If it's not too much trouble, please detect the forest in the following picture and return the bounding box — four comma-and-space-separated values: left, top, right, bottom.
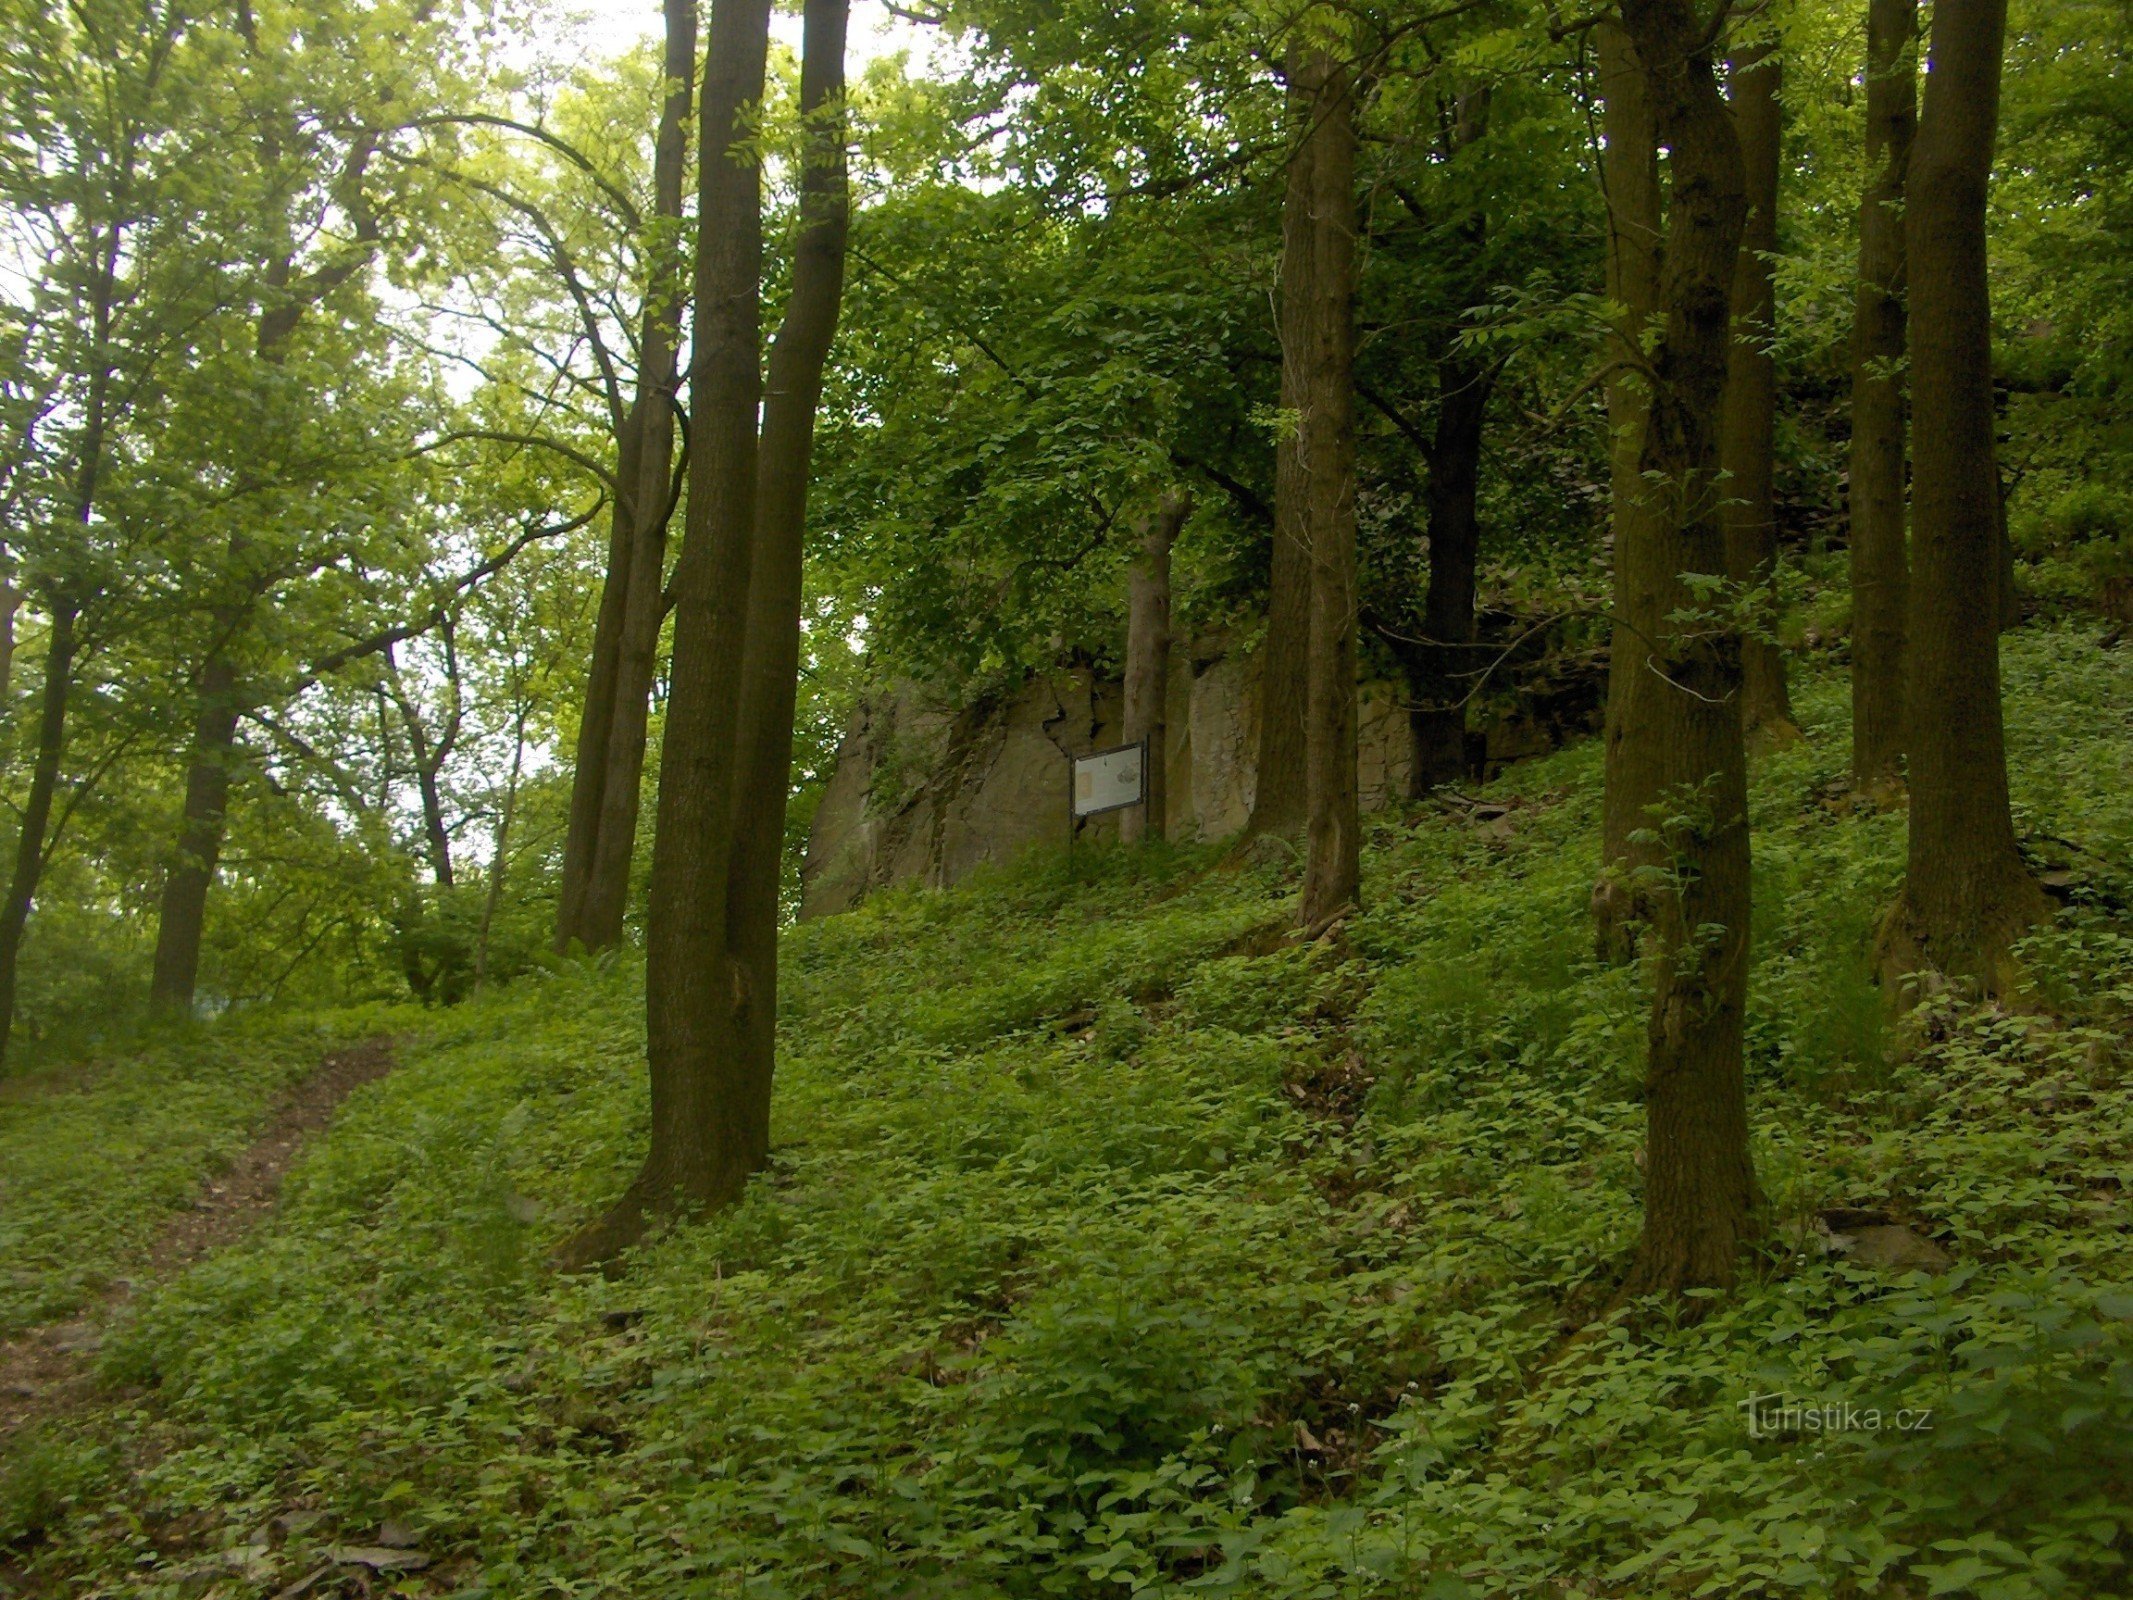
1, 0, 2131, 1593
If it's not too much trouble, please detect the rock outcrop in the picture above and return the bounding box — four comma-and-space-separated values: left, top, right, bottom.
799, 633, 1602, 918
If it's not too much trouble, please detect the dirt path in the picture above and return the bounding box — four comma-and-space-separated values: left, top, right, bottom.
0, 1038, 397, 1446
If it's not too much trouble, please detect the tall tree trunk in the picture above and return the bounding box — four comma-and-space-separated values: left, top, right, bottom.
559, 0, 774, 1267
1298, 54, 1360, 929
1409, 354, 1494, 792
1849, 0, 1916, 793
721, 0, 850, 1204
1120, 489, 1189, 843
0, 599, 78, 1066
1406, 89, 1493, 797
148, 649, 241, 1016
1613, 0, 1756, 1301
1720, 38, 1795, 740
2, 248, 113, 1066
148, 63, 387, 1014
1246, 79, 1316, 841
554, 488, 638, 945
556, 0, 696, 953
1594, 18, 1669, 953
1883, 0, 2044, 996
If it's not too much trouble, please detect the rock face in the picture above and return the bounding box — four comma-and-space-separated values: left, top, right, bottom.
799, 634, 1603, 918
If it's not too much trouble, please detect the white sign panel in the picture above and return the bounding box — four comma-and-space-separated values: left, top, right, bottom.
1073, 742, 1146, 818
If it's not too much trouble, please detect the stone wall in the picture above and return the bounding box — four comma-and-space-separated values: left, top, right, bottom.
798, 633, 1602, 918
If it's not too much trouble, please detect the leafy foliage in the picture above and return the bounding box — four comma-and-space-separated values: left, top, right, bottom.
8, 634, 2130, 1598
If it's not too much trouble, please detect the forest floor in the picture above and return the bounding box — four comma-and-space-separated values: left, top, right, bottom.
0, 1038, 397, 1448
4, 623, 2133, 1600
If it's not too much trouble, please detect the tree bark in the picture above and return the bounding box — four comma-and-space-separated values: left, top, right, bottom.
558, 0, 774, 1267
554, 487, 638, 945
1884, 0, 2044, 996
2, 239, 113, 1066
1408, 354, 1494, 792
1246, 78, 1315, 841
148, 649, 242, 1016
556, 0, 696, 953
720, 0, 851, 1210
1594, 18, 1669, 953
1849, 0, 1916, 793
1720, 38, 1795, 740
1403, 89, 1493, 797
386, 629, 463, 890
398, 703, 456, 888
1613, 0, 1757, 1302
0, 599, 78, 1066
1298, 53, 1360, 929
1120, 489, 1189, 843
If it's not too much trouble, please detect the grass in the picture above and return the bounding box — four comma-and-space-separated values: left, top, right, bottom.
0, 1006, 411, 1340
6, 622, 2133, 1598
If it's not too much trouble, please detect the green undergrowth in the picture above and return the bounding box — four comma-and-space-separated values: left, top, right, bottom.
13, 624, 2133, 1598
0, 1005, 414, 1340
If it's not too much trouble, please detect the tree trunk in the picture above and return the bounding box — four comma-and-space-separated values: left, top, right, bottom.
148, 648, 242, 1016
146, 71, 387, 1013
388, 633, 462, 890
558, 0, 775, 1267
556, 0, 696, 954
1405, 89, 1493, 797
1849, 0, 1916, 793
2, 251, 112, 1066
404, 715, 455, 888
1409, 355, 1494, 793
554, 489, 638, 945
1884, 0, 2044, 996
1298, 54, 1360, 929
1594, 17, 1669, 953
0, 563, 16, 707
1613, 0, 1757, 1302
1120, 489, 1188, 843
721, 0, 851, 1205
0, 600, 78, 1066
1720, 38, 1795, 740
1246, 79, 1316, 842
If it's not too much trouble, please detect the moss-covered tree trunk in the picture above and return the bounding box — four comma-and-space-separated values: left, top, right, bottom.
1883, 0, 2046, 996
1849, 0, 1916, 794
1594, 17, 1668, 954
1614, 0, 1757, 1300
1720, 36, 1795, 741
1120, 489, 1189, 844
1298, 53, 1360, 929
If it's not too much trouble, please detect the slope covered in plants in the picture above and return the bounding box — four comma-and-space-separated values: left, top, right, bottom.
5, 623, 2129, 1598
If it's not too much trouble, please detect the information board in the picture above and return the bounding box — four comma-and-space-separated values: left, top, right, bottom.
1072, 741, 1146, 818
